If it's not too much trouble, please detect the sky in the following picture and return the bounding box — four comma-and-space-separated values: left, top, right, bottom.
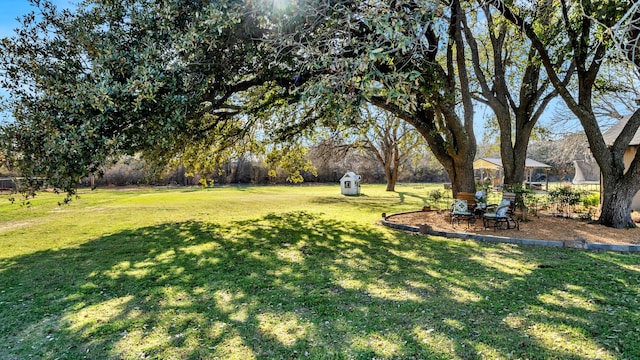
0, 1, 35, 35
0, 0, 75, 35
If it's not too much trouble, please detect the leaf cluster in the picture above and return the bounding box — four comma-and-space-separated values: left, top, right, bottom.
0, 0, 302, 198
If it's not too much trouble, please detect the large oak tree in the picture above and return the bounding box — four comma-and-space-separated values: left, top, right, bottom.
1, 0, 485, 199
274, 0, 479, 195
490, 0, 640, 228
462, 1, 568, 187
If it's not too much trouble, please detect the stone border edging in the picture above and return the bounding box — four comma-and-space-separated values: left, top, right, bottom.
380, 210, 640, 253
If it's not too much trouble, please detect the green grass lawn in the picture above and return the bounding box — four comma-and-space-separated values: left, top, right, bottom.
0, 183, 638, 359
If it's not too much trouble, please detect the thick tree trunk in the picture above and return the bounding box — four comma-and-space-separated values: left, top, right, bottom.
499, 144, 515, 186
501, 140, 528, 187
385, 165, 398, 191
595, 111, 640, 228
450, 169, 476, 196
385, 182, 395, 192
502, 114, 536, 187
444, 157, 476, 196
502, 162, 526, 186
599, 173, 638, 228
593, 111, 640, 228
385, 143, 401, 191
599, 190, 636, 228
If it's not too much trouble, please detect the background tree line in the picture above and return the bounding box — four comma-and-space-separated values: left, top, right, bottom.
73, 139, 449, 187
2, 131, 585, 188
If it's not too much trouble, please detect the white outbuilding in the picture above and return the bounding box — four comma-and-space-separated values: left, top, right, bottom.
340, 172, 361, 195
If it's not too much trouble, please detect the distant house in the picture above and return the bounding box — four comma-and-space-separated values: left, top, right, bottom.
572, 160, 600, 185
602, 115, 640, 211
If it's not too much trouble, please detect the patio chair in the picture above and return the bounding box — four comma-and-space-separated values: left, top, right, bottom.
482, 199, 519, 230
455, 192, 477, 210
501, 192, 516, 209
485, 192, 516, 215
450, 194, 476, 227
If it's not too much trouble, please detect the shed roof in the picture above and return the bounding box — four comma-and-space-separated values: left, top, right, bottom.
473, 157, 551, 170
602, 114, 640, 146
340, 171, 360, 180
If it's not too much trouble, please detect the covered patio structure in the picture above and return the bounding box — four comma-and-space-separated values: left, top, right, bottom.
473, 157, 551, 191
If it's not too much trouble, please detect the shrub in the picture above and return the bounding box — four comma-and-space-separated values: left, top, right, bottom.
504, 184, 534, 210
581, 192, 600, 207
427, 189, 446, 209
547, 185, 582, 217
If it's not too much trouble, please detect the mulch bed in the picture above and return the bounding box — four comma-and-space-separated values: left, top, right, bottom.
385, 209, 640, 246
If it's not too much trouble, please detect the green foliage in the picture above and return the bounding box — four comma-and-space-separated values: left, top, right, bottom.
426, 188, 453, 210
0, 0, 303, 199
427, 189, 445, 203
198, 177, 209, 189
475, 178, 492, 194
0, 0, 489, 202
265, 144, 317, 184
504, 183, 534, 210
548, 185, 582, 206
582, 192, 601, 208
548, 185, 583, 217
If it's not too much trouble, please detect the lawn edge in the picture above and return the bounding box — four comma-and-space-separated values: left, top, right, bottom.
381, 210, 640, 253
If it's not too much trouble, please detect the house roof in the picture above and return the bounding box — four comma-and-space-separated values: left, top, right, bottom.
473, 157, 551, 170
602, 114, 640, 146
572, 160, 600, 183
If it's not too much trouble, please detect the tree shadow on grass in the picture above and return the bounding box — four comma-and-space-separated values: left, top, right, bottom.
0, 211, 639, 359
311, 194, 413, 215
395, 191, 430, 205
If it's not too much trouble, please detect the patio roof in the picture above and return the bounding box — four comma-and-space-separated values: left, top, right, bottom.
473, 157, 551, 170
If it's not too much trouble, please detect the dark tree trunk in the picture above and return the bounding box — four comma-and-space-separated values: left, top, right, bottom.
446, 158, 477, 196
501, 120, 534, 186
598, 141, 640, 228
385, 165, 398, 191
599, 185, 636, 228
587, 111, 640, 228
